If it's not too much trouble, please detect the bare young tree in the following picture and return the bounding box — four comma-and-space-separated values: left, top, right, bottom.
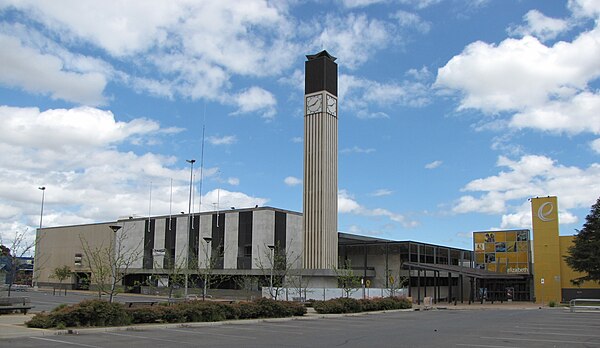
386, 267, 408, 297
254, 241, 302, 300
80, 224, 143, 302
333, 259, 361, 298
155, 249, 188, 299
232, 275, 259, 300
1, 230, 37, 297
192, 238, 228, 301
286, 267, 315, 302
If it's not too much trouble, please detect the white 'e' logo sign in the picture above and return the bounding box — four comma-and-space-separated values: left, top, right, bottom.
537, 202, 555, 222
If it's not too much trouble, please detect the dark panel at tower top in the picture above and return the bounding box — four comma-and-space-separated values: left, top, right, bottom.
305, 50, 337, 96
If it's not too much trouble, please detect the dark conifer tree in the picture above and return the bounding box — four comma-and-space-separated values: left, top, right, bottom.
565, 196, 600, 284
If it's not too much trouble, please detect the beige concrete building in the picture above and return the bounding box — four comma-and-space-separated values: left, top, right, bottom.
35, 207, 303, 291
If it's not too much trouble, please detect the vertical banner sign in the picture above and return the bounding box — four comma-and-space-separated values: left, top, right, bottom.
531, 196, 561, 304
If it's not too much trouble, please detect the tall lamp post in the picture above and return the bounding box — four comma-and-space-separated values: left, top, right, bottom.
202, 236, 212, 301
185, 159, 195, 296
109, 224, 122, 303
33, 186, 46, 288
267, 244, 275, 299
38, 187, 46, 229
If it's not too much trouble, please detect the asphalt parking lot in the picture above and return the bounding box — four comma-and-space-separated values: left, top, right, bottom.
1, 288, 170, 313
2, 307, 600, 348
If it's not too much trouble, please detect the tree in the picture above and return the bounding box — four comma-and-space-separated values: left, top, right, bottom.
50, 265, 72, 295
1, 230, 37, 297
333, 259, 361, 298
565, 196, 600, 285
386, 267, 408, 297
254, 241, 302, 300
80, 225, 143, 302
192, 239, 226, 301
156, 249, 188, 299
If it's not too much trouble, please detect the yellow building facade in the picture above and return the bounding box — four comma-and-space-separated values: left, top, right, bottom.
531, 196, 600, 303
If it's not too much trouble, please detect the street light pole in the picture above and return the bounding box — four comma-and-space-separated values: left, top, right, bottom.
33, 186, 46, 289
202, 236, 212, 301
38, 187, 46, 229
268, 244, 275, 299
185, 159, 196, 297
109, 224, 122, 303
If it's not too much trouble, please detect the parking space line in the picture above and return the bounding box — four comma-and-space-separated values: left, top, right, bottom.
518, 322, 600, 328
501, 330, 600, 338
456, 344, 517, 348
30, 337, 103, 348
518, 326, 599, 331
480, 335, 600, 345
165, 328, 257, 339
103, 331, 197, 345
228, 324, 304, 335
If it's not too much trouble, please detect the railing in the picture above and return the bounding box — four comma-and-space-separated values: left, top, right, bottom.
569, 298, 600, 312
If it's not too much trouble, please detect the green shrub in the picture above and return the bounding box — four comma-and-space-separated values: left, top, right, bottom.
549, 300, 557, 307
159, 306, 186, 323
28, 298, 307, 329
313, 299, 345, 314
282, 301, 307, 316
314, 296, 411, 314
52, 303, 69, 312
254, 298, 293, 318
126, 307, 163, 324
338, 298, 363, 313
219, 302, 241, 320
27, 300, 131, 328
25, 313, 54, 328
180, 302, 227, 322
235, 302, 261, 319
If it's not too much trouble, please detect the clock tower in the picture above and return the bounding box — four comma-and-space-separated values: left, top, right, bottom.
303, 50, 338, 272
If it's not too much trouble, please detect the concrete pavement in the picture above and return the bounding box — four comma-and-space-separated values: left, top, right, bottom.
0, 299, 555, 340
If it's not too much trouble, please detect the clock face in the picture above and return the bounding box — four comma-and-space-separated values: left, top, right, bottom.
326, 95, 337, 116
306, 95, 323, 114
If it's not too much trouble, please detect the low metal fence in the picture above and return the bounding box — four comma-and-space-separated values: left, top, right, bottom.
569, 298, 600, 312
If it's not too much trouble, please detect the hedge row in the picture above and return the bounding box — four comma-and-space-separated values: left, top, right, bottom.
312, 297, 412, 314
26, 298, 306, 329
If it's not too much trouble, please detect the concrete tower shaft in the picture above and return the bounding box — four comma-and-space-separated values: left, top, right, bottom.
303, 51, 338, 270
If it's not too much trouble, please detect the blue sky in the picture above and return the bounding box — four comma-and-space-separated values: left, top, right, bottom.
0, 0, 599, 251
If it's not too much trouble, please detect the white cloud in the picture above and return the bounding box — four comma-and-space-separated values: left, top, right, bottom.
340, 0, 388, 8
425, 160, 442, 169
291, 137, 303, 143
227, 177, 240, 186
435, 11, 600, 136
341, 146, 376, 154
0, 1, 298, 105
452, 154, 600, 228
0, 106, 165, 151
340, 73, 431, 117
231, 87, 277, 119
201, 189, 267, 212
510, 91, 600, 135
568, 0, 600, 19
508, 10, 569, 41
370, 189, 393, 197
0, 1, 184, 56
398, 0, 442, 10
315, 14, 392, 70
284, 176, 302, 186
0, 105, 219, 242
591, 138, 600, 154
391, 10, 431, 34
207, 135, 237, 145
338, 190, 418, 228
0, 33, 106, 105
